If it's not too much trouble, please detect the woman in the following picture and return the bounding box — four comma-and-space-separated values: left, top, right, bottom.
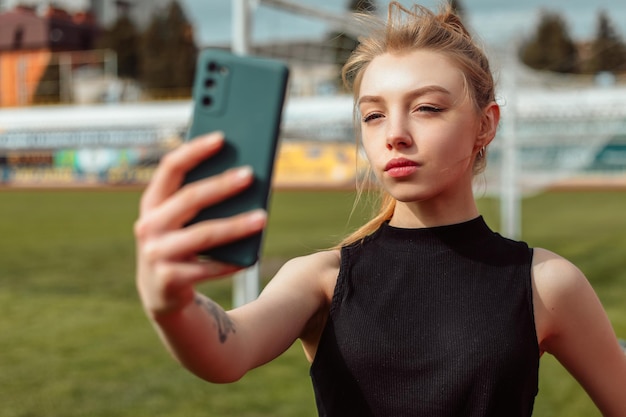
135, 2, 626, 416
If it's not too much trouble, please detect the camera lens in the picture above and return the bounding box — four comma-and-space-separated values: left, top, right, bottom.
205, 78, 215, 88
202, 96, 213, 107
208, 61, 218, 72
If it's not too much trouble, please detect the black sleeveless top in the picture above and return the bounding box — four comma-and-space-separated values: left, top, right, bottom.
310, 217, 539, 417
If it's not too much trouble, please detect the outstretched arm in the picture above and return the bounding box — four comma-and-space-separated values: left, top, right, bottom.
135, 132, 329, 383
533, 248, 626, 417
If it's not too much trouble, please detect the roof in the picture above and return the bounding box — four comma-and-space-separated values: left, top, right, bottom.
0, 8, 48, 50
0, 6, 98, 51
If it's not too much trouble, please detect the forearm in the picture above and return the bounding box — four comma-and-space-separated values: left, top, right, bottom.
149, 293, 247, 383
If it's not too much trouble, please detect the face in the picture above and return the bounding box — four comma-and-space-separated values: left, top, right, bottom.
358, 49, 486, 206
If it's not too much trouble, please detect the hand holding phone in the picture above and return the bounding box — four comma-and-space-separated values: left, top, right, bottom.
182, 49, 289, 267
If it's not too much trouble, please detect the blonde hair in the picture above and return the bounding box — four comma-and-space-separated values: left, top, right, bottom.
338, 1, 496, 248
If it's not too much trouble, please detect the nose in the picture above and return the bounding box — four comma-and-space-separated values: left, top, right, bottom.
385, 114, 413, 150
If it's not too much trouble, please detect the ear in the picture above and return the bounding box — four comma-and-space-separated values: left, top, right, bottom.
475, 101, 500, 149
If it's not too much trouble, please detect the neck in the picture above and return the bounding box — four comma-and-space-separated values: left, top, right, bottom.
388, 185, 479, 229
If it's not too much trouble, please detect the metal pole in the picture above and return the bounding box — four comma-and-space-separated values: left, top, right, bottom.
231, 0, 259, 307
60, 52, 73, 103
232, 0, 252, 55
104, 49, 117, 79
229, 0, 363, 307
16, 55, 27, 105
500, 40, 521, 240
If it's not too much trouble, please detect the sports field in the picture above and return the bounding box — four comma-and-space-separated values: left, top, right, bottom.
1, 188, 625, 417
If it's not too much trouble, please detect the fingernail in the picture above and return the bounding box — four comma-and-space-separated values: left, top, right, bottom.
202, 131, 223, 145
234, 166, 253, 181
248, 209, 267, 227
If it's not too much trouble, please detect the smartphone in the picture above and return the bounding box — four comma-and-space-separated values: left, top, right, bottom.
183, 48, 289, 267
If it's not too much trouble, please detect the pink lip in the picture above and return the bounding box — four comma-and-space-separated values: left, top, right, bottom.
384, 158, 419, 178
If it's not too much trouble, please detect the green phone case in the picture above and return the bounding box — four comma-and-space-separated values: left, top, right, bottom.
183, 48, 289, 267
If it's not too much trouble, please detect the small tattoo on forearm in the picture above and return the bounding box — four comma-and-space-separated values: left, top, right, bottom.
194, 295, 236, 343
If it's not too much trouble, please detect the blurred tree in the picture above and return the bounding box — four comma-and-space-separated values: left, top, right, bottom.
584, 10, 626, 74
139, 0, 197, 97
96, 15, 140, 79
328, 0, 378, 90
519, 11, 579, 73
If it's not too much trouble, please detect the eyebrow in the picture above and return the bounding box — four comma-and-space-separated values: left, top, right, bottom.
358, 85, 452, 106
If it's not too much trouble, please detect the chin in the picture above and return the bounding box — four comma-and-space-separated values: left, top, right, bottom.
387, 187, 434, 204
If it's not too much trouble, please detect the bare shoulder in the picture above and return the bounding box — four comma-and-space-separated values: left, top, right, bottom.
531, 247, 596, 344
531, 248, 626, 415
532, 247, 588, 301
254, 250, 341, 361
259, 249, 340, 301
279, 250, 341, 279
227, 250, 342, 371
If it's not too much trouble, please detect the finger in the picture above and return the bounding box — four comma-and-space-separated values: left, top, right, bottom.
137, 165, 254, 236
155, 259, 243, 290
140, 259, 242, 315
142, 209, 267, 262
140, 132, 225, 214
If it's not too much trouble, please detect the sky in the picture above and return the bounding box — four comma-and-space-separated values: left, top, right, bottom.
2, 0, 626, 47
182, 0, 626, 47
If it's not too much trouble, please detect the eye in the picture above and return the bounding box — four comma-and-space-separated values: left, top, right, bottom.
362, 112, 384, 123
416, 105, 444, 113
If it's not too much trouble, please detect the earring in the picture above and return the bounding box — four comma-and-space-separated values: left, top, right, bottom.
478, 146, 485, 159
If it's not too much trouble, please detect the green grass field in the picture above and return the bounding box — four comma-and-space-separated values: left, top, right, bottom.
1, 188, 625, 417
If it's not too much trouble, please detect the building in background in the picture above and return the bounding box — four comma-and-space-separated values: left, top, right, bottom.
0, 0, 172, 28
0, 5, 99, 106
0, 0, 174, 107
